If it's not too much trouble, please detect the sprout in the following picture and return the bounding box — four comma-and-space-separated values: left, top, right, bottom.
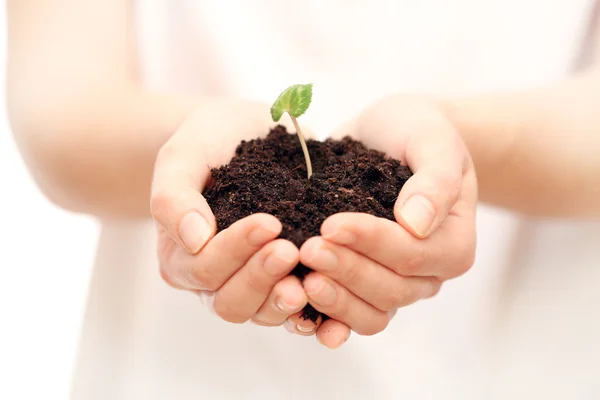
270, 83, 314, 179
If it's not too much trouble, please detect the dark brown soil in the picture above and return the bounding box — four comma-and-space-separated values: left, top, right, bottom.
203, 125, 412, 323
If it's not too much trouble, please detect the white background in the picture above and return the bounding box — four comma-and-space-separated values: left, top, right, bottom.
0, 1, 597, 399
0, 4, 99, 399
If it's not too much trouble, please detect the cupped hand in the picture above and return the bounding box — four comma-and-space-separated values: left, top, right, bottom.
299, 95, 478, 349
151, 99, 310, 327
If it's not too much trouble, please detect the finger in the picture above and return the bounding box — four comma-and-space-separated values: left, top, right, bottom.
284, 312, 322, 336
316, 319, 351, 350
394, 125, 469, 238
212, 239, 299, 323
150, 132, 215, 254
161, 213, 281, 290
351, 96, 471, 239
300, 237, 441, 311
321, 212, 475, 279
303, 272, 391, 336
150, 99, 318, 254
149, 98, 291, 254
252, 276, 308, 327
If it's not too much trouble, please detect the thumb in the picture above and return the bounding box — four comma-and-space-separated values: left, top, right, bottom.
394, 127, 467, 239
150, 139, 216, 255
343, 95, 469, 239
150, 99, 273, 254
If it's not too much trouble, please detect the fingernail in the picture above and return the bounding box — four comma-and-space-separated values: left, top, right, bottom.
399, 195, 435, 237
305, 240, 338, 268
248, 226, 279, 246
322, 227, 356, 245
264, 245, 297, 276
297, 324, 315, 333
274, 297, 296, 313
283, 319, 297, 333
305, 278, 337, 306
284, 318, 315, 334
317, 247, 338, 268
179, 211, 211, 253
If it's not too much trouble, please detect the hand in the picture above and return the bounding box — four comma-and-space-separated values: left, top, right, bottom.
150, 99, 310, 327
297, 95, 478, 348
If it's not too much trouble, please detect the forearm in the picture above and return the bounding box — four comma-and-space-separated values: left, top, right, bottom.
6, 0, 198, 218
10, 88, 199, 218
442, 70, 600, 217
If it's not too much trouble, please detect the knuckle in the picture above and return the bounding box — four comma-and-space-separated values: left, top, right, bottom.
190, 266, 219, 291
417, 277, 442, 299
155, 141, 178, 166
384, 287, 412, 310
431, 170, 462, 206
427, 281, 443, 298
150, 189, 170, 217
158, 264, 180, 289
350, 217, 385, 255
338, 259, 360, 287
213, 299, 248, 324
399, 247, 427, 276
150, 188, 172, 221
355, 313, 390, 336
449, 240, 476, 278
366, 217, 386, 243
328, 292, 350, 320
373, 275, 411, 310
151, 144, 179, 215
461, 248, 476, 274
217, 225, 234, 245
436, 168, 462, 191
246, 266, 271, 294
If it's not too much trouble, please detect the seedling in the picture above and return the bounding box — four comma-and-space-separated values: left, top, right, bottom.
205, 87, 414, 323
270, 83, 314, 178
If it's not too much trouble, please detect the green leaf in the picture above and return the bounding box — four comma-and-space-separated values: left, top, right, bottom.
270, 83, 313, 122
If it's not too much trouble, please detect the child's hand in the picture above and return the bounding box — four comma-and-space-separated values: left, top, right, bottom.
151, 100, 310, 327
299, 95, 478, 348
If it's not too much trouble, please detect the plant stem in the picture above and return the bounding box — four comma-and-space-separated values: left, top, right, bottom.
290, 115, 313, 179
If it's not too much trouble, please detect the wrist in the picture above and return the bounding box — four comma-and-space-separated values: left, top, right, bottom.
435, 94, 517, 187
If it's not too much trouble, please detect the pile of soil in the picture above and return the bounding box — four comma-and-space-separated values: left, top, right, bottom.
203, 125, 413, 323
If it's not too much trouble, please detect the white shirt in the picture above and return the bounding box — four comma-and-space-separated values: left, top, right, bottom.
70, 1, 600, 399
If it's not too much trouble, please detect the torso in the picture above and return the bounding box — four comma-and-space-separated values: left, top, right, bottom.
70, 1, 600, 399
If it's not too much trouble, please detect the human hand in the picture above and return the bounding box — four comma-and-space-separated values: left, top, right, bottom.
294, 95, 478, 348
150, 99, 312, 327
